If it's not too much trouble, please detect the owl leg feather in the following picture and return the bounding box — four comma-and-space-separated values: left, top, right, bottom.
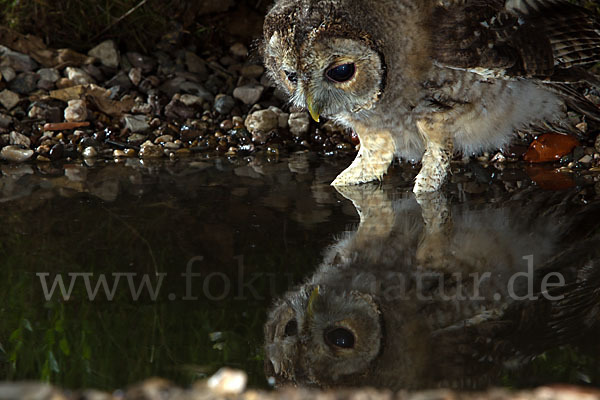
331, 124, 395, 186
413, 119, 454, 193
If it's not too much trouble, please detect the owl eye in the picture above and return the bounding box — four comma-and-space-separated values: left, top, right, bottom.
324, 327, 355, 349
284, 319, 298, 336
284, 70, 298, 84
325, 63, 356, 83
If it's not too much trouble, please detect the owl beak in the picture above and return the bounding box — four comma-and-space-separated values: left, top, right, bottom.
306, 94, 321, 123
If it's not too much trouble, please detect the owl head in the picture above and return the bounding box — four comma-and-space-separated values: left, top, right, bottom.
262, 0, 387, 122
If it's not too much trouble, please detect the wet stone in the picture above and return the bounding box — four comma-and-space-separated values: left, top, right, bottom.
154, 135, 173, 144
139, 140, 163, 159
28, 102, 63, 122
9, 131, 30, 148
214, 94, 235, 115
0, 46, 38, 71
106, 71, 133, 91
233, 84, 264, 105
82, 146, 98, 158
179, 94, 204, 107
8, 72, 38, 95
179, 81, 214, 103
64, 99, 88, 122
49, 143, 64, 161
0, 89, 20, 110
123, 115, 150, 133
0, 145, 34, 162
288, 112, 310, 137
245, 109, 278, 135
88, 40, 120, 68
128, 133, 147, 144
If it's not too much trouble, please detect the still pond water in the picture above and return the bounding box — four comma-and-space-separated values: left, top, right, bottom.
0, 153, 599, 391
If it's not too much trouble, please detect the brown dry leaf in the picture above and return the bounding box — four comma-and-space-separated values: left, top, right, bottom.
0, 27, 94, 68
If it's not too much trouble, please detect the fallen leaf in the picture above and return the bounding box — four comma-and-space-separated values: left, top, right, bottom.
524, 133, 579, 163
50, 84, 134, 116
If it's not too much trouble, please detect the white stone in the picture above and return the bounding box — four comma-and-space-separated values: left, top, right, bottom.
64, 99, 88, 122
0, 66, 16, 82
207, 368, 247, 395
123, 114, 150, 133
65, 67, 95, 85
37, 68, 60, 83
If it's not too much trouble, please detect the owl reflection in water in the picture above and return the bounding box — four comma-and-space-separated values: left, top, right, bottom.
264, 188, 600, 389
262, 0, 600, 192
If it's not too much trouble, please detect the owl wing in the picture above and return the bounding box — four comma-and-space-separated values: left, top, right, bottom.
431, 0, 600, 80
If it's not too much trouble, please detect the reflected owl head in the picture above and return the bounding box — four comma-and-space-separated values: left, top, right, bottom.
264, 285, 383, 386
262, 0, 386, 122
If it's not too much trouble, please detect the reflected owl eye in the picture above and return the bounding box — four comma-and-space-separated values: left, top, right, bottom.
324, 327, 355, 349
325, 63, 356, 83
284, 70, 298, 84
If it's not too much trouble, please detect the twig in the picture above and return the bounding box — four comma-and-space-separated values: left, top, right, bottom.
91, 0, 149, 42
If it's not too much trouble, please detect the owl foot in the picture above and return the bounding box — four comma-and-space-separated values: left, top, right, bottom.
331, 149, 393, 186
413, 140, 453, 193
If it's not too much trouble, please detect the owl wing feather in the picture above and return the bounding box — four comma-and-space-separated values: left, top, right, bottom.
431, 0, 600, 79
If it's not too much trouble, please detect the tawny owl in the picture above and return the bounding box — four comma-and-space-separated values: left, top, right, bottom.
262, 0, 600, 193
264, 186, 600, 389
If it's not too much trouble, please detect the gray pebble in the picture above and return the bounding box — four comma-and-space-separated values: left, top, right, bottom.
123, 114, 150, 133
9, 131, 30, 148
8, 72, 38, 94
82, 146, 98, 158
0, 46, 38, 71
88, 40, 120, 68
64, 99, 88, 122
233, 84, 264, 105
0, 89, 20, 110
214, 94, 235, 115
0, 66, 16, 82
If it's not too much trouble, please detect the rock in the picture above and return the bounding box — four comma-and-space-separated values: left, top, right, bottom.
8, 72, 38, 94
0, 113, 12, 129
595, 135, 600, 154
88, 40, 120, 68
230, 43, 248, 58
154, 135, 173, 144
82, 146, 98, 158
0, 90, 20, 110
37, 79, 55, 91
37, 68, 61, 83
128, 67, 142, 86
9, 131, 30, 147
83, 64, 105, 82
179, 94, 204, 107
48, 143, 64, 160
127, 133, 147, 144
241, 64, 265, 79
139, 140, 163, 158
28, 102, 63, 122
0, 146, 34, 162
214, 94, 235, 115
185, 51, 208, 77
159, 77, 186, 98
0, 46, 37, 71
288, 112, 310, 137
179, 81, 214, 103
233, 84, 264, 105
64, 99, 88, 122
106, 71, 133, 91
65, 67, 95, 85
123, 114, 150, 133
126, 52, 157, 73
268, 106, 289, 129
164, 97, 196, 119
579, 155, 593, 164
0, 66, 16, 82
245, 109, 278, 135
206, 368, 247, 395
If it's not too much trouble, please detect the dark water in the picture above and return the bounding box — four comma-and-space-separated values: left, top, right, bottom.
0, 154, 599, 391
